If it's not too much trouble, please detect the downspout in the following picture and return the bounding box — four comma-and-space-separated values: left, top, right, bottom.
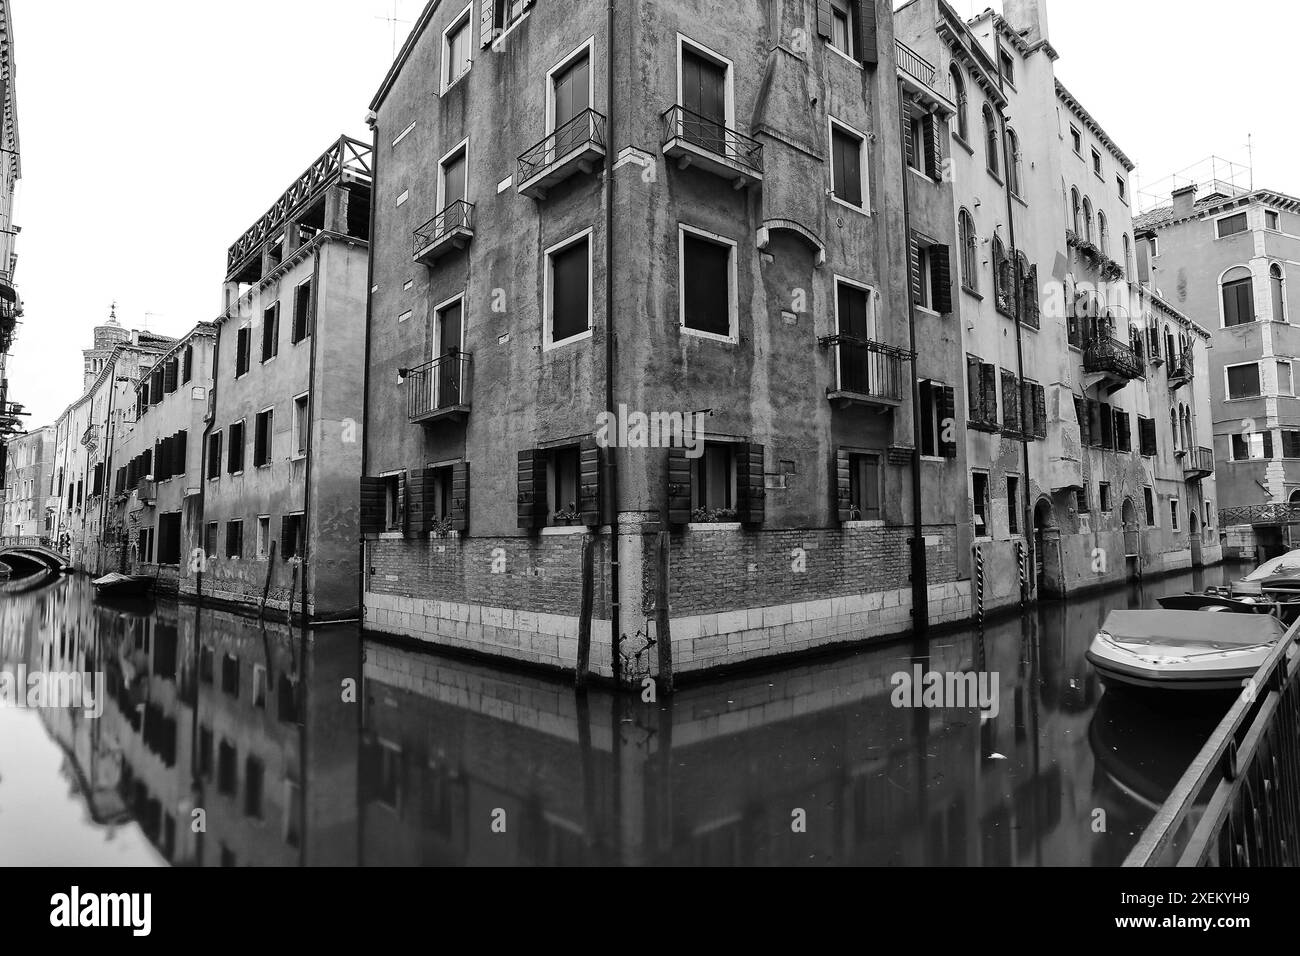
995, 55, 1034, 590
358, 115, 379, 624
898, 77, 928, 634
301, 244, 323, 622
604, 0, 622, 685
197, 324, 222, 604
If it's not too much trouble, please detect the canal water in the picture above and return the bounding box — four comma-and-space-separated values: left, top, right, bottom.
0, 564, 1249, 866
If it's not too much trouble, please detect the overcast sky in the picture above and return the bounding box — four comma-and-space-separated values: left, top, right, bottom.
6, 0, 1295, 425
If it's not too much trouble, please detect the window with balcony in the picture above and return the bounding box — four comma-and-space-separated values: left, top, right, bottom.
1226, 362, 1261, 399
1222, 266, 1254, 326
439, 141, 468, 213
442, 4, 473, 91
680, 226, 736, 342
546, 230, 592, 348
830, 120, 867, 209
551, 46, 591, 148
261, 303, 279, 362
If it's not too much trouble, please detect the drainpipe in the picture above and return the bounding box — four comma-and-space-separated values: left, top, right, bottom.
898, 78, 928, 634
359, 116, 379, 624
197, 325, 222, 604
995, 60, 1034, 591
301, 244, 323, 622
604, 0, 622, 684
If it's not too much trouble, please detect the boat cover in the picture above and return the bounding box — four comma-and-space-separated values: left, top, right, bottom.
1100, 609, 1286, 648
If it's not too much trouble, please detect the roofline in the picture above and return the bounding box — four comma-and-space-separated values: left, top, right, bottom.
137, 321, 218, 383
369, 0, 443, 113
969, 8, 1058, 61
1134, 188, 1300, 233
53, 337, 173, 425
1141, 284, 1211, 341
937, 1, 1007, 108
1, 0, 20, 181
1055, 78, 1135, 172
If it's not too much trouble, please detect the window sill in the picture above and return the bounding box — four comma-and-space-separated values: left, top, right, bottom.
686, 521, 742, 532
489, 10, 531, 48
440, 71, 470, 97
1011, 191, 1029, 209
843, 519, 884, 529
908, 166, 938, 185
830, 194, 870, 217
825, 41, 863, 69
543, 328, 594, 352
987, 169, 1003, 187
541, 524, 588, 535
378, 531, 404, 539
680, 326, 739, 346
916, 305, 941, 318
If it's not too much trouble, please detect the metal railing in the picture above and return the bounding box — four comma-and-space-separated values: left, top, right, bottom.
1125, 617, 1300, 866
406, 351, 472, 421
1220, 503, 1300, 526
660, 104, 764, 177
518, 108, 607, 183
413, 200, 474, 258
1167, 348, 1195, 385
895, 39, 936, 88
1082, 336, 1143, 380
820, 335, 912, 403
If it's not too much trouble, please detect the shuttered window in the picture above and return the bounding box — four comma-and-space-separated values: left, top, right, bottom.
227, 421, 245, 474
831, 125, 864, 208
235, 327, 251, 376
1222, 267, 1254, 326
682, 230, 733, 338
1227, 362, 1261, 399
549, 235, 590, 344
254, 410, 273, 467
261, 303, 280, 362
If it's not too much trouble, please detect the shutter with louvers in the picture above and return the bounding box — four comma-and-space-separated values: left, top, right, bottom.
1117, 413, 1131, 452
966, 356, 982, 426
815, 0, 833, 40
981, 364, 998, 423
1020, 382, 1035, 441
359, 477, 386, 536
835, 449, 853, 522
164, 359, 177, 394
406, 468, 430, 535
902, 99, 914, 169
1033, 385, 1047, 439
737, 443, 766, 525
856, 0, 879, 66
175, 430, 188, 476
1001, 370, 1019, 433
450, 462, 469, 532
480, 0, 495, 47
667, 447, 692, 526
1139, 417, 1157, 456
909, 235, 923, 305
1074, 395, 1090, 446
932, 245, 952, 314
517, 448, 547, 529
1099, 404, 1114, 449
579, 436, 601, 526
939, 386, 957, 457
927, 113, 943, 180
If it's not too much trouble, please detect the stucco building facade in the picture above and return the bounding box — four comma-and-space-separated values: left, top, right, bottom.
1, 424, 51, 541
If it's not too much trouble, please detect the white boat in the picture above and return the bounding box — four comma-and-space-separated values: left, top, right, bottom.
1086, 609, 1287, 693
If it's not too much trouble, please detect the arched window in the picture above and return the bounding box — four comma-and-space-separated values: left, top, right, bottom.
1222, 265, 1255, 327
958, 208, 978, 292
1165, 326, 1176, 366
1098, 211, 1109, 255
1005, 128, 1021, 195
950, 66, 968, 141
1130, 324, 1144, 365
1170, 408, 1179, 451
1122, 234, 1132, 279
1271, 262, 1287, 323
983, 105, 999, 176
992, 235, 1006, 299
1181, 405, 1192, 452
1082, 197, 1094, 243
1070, 187, 1081, 235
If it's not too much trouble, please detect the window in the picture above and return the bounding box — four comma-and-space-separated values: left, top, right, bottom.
691, 443, 736, 513
382, 475, 403, 531
261, 303, 279, 362
1005, 128, 1021, 195
204, 521, 218, 558
164, 357, 179, 393
1077, 482, 1090, 514
998, 48, 1014, 84
442, 4, 472, 91
1267, 210, 1280, 231
1091, 148, 1102, 177
1222, 266, 1254, 326
254, 409, 273, 467
549, 446, 582, 521
680, 226, 736, 341
1279, 360, 1293, 396
1226, 362, 1261, 400
244, 756, 264, 819
252, 665, 267, 709
281, 513, 304, 560
226, 520, 243, 559
1143, 487, 1155, 527
1070, 125, 1081, 155
430, 465, 455, 519
291, 393, 309, 457
1282, 430, 1300, 459
1231, 431, 1273, 460
983, 106, 999, 177
918, 379, 956, 457
972, 472, 990, 537
157, 512, 182, 565
438, 140, 469, 213
1117, 176, 1127, 202
1169, 499, 1180, 532
1271, 263, 1287, 322
1097, 211, 1109, 255
484, 0, 530, 41
1099, 482, 1111, 513
1217, 212, 1248, 238
1114, 409, 1131, 452
959, 209, 978, 292
256, 515, 270, 556
847, 452, 880, 521
221, 654, 240, 698
546, 231, 592, 347
227, 420, 245, 473
679, 41, 730, 151
1082, 197, 1093, 243
1070, 187, 1081, 235
182, 344, 193, 384
1122, 234, 1132, 278
950, 66, 967, 141
829, 0, 854, 58
206, 432, 222, 480
235, 327, 250, 377
217, 741, 237, 796
549, 42, 592, 156
830, 120, 866, 209
1007, 476, 1020, 534
198, 725, 213, 776
1001, 369, 1020, 434
292, 279, 312, 343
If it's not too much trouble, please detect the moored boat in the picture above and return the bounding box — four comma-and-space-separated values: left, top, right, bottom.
1156, 549, 1300, 623
91, 572, 156, 598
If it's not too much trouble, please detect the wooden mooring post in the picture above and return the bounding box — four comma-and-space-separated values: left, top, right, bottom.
575, 535, 594, 688
259, 540, 278, 620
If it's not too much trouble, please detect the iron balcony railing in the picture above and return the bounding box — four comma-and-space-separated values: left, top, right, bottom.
1082, 336, 1142, 381
660, 104, 764, 177
1219, 503, 1300, 526
406, 351, 472, 422
1167, 348, 1194, 386
518, 108, 607, 184
1183, 445, 1214, 480
895, 39, 937, 88
1125, 616, 1300, 866
413, 200, 474, 258
820, 335, 912, 403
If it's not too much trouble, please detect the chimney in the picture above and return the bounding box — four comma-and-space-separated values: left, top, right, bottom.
1004, 0, 1050, 46
1172, 184, 1198, 218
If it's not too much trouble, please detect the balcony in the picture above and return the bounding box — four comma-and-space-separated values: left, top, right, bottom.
517, 109, 607, 200
405, 352, 472, 424
819, 335, 912, 410
1081, 336, 1142, 395
660, 105, 763, 189
1167, 349, 1194, 390
413, 200, 474, 265
896, 40, 937, 88
1183, 446, 1214, 482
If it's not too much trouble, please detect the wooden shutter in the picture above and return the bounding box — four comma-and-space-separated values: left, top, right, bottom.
909, 235, 923, 305
667, 446, 692, 526
931, 245, 952, 314
856, 0, 878, 66
938, 386, 957, 457
517, 448, 547, 529
901, 98, 914, 169
450, 461, 469, 532
1001, 370, 1019, 432
835, 449, 853, 522
928, 113, 943, 179
966, 356, 982, 426
164, 359, 177, 393
737, 443, 766, 525
980, 364, 998, 423
480, 0, 495, 47
579, 436, 601, 527
815, 0, 833, 40
1117, 413, 1131, 452
405, 468, 430, 535
1074, 395, 1089, 446
1033, 385, 1047, 439
175, 430, 188, 476
1020, 382, 1035, 441
1023, 265, 1040, 326
359, 477, 386, 536
1139, 416, 1157, 456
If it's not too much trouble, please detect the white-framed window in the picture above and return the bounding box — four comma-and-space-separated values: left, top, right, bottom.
1271, 262, 1288, 323
256, 515, 270, 557
678, 224, 738, 343
828, 0, 855, 59
1216, 211, 1249, 238
546, 37, 594, 143
971, 470, 990, 538
828, 116, 868, 211
441, 4, 473, 93
543, 228, 594, 350
1169, 498, 1180, 532
1225, 361, 1262, 400
291, 392, 309, 458
436, 137, 470, 213
677, 34, 734, 130
1221, 264, 1255, 327
1279, 359, 1294, 396
833, 275, 877, 341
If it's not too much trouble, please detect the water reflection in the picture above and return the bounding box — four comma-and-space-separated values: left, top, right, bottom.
0, 564, 1249, 865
